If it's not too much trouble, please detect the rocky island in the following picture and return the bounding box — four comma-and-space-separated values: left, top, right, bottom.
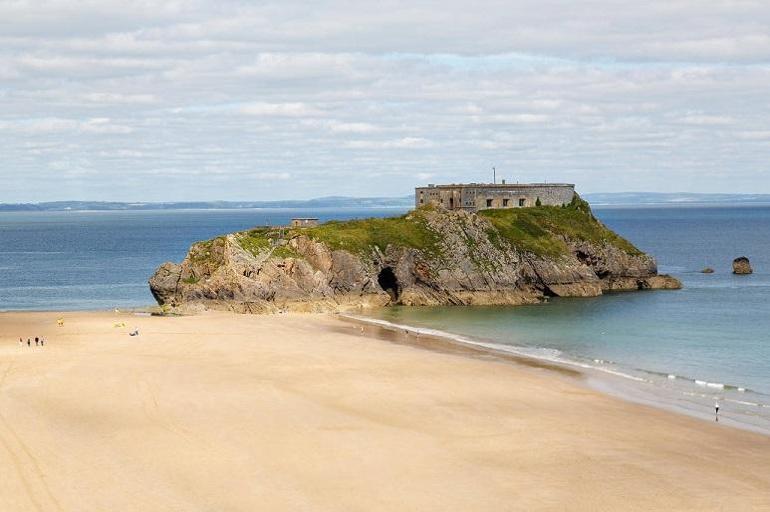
149, 195, 681, 313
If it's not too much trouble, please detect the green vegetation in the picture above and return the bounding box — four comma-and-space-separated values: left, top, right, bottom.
481, 195, 641, 257
272, 244, 300, 259
181, 276, 200, 284
190, 196, 639, 266
236, 228, 301, 259
236, 228, 273, 256
189, 238, 224, 264
302, 208, 443, 259
229, 211, 443, 261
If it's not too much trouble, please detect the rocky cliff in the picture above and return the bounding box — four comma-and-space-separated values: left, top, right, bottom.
149, 196, 681, 313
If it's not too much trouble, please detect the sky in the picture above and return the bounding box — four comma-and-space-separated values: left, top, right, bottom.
2, 0, 770, 202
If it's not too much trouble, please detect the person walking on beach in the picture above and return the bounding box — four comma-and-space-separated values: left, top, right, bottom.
41, 338, 44, 347
35, 337, 39, 346
27, 338, 30, 347
715, 401, 720, 421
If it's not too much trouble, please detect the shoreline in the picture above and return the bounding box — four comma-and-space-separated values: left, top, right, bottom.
1, 309, 769, 510
3, 306, 767, 436
338, 312, 770, 436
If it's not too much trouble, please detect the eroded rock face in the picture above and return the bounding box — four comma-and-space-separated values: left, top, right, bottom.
149, 208, 681, 314
733, 257, 753, 275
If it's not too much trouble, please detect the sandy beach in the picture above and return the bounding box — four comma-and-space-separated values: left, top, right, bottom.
1, 310, 769, 511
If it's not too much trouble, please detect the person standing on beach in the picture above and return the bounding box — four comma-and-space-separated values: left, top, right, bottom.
27, 338, 30, 347
715, 401, 720, 421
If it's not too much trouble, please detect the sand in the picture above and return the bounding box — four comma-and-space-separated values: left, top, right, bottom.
0, 310, 768, 511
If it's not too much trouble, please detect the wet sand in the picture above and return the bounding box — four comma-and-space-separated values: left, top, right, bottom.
1, 310, 769, 511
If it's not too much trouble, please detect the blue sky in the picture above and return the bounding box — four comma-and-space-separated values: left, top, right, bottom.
1, 0, 769, 201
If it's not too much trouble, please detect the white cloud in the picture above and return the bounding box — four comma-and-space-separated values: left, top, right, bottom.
1, 0, 770, 201
678, 114, 735, 126
239, 102, 320, 117
344, 137, 434, 149
326, 121, 379, 134
0, 117, 134, 134
254, 172, 291, 180
82, 93, 157, 104
738, 131, 770, 140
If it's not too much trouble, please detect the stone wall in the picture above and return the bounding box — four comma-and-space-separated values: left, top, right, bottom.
415, 184, 575, 210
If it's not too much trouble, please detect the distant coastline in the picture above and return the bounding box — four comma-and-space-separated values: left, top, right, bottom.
0, 196, 414, 211
584, 192, 770, 206
3, 192, 770, 211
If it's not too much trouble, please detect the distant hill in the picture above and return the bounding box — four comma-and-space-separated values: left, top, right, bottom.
583, 192, 770, 206
0, 196, 415, 211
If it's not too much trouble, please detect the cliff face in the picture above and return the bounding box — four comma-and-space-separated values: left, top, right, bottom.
149, 197, 681, 313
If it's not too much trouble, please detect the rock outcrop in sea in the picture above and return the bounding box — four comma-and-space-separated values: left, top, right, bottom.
149, 196, 681, 313
732, 256, 753, 275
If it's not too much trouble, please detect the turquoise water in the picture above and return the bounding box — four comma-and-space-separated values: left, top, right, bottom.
366, 206, 770, 431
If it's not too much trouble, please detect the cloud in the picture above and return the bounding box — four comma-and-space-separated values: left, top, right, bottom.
1, 0, 769, 201
738, 130, 770, 140
344, 137, 434, 149
325, 121, 379, 134
82, 93, 157, 104
0, 117, 134, 134
239, 102, 321, 117
678, 114, 735, 126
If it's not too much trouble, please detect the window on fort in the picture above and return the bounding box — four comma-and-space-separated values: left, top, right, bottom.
486, 199, 493, 207
503, 199, 509, 207
519, 198, 526, 207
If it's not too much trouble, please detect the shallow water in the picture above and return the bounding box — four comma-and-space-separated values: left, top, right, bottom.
366, 205, 770, 432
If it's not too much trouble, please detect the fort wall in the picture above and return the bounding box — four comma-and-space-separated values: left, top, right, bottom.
415, 183, 575, 211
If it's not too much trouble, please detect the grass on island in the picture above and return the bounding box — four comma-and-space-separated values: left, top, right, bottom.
301, 209, 443, 259
480, 195, 641, 257
235, 228, 301, 259
235, 228, 272, 255
226, 208, 444, 261
193, 196, 640, 266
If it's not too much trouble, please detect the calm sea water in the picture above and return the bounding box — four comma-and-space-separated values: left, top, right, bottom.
1, 205, 769, 430
0, 208, 404, 311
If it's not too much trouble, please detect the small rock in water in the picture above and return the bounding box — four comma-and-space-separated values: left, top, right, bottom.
700, 267, 715, 274
732, 256, 753, 275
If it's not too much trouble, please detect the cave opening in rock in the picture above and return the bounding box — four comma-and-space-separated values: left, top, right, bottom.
377, 267, 400, 302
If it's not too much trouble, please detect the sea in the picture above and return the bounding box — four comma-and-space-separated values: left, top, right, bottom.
1, 205, 769, 432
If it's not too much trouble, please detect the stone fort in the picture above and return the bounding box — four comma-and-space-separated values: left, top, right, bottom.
415, 181, 575, 211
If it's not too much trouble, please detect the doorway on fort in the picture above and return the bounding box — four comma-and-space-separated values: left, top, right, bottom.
449, 197, 454, 209
377, 267, 400, 302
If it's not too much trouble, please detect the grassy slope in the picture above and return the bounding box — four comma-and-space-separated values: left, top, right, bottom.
301, 208, 443, 258
480, 196, 641, 257
200, 196, 640, 263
